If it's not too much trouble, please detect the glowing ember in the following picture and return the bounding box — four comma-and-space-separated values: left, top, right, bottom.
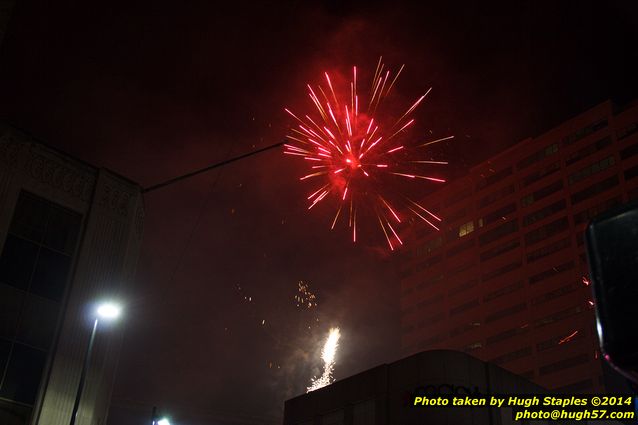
307, 327, 341, 392
284, 58, 450, 249
295, 281, 317, 309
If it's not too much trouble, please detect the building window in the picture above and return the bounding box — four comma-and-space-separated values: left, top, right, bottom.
450, 321, 481, 337
477, 184, 515, 209
522, 199, 566, 227
446, 207, 467, 223
478, 220, 518, 246
565, 136, 612, 166
458, 220, 474, 238
446, 238, 475, 257
447, 261, 476, 277
448, 279, 479, 296
620, 143, 638, 161
625, 164, 638, 182
562, 119, 608, 146
524, 216, 569, 246
486, 325, 529, 345
490, 346, 532, 365
485, 303, 526, 323
529, 261, 574, 285
480, 238, 520, 262
419, 332, 447, 348
413, 255, 443, 273
617, 122, 638, 141
445, 187, 473, 207
521, 161, 561, 188
476, 166, 513, 191
482, 261, 522, 282
412, 236, 443, 259
0, 191, 82, 407
483, 280, 524, 302
573, 196, 622, 224
482, 203, 516, 227
415, 274, 445, 292
534, 305, 583, 328
417, 294, 445, 310
539, 354, 589, 376
531, 284, 577, 306
570, 175, 619, 205
537, 331, 584, 352
517, 143, 559, 170
526, 237, 571, 263
521, 180, 563, 207
568, 155, 616, 185
450, 299, 480, 316
463, 341, 483, 352
555, 379, 593, 393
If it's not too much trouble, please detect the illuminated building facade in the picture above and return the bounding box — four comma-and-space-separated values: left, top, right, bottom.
0, 125, 144, 425
398, 100, 638, 393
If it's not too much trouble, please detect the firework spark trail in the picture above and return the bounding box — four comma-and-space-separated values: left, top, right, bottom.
284, 59, 452, 248
307, 327, 341, 392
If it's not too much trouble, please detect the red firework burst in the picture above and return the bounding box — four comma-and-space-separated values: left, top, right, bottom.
284, 58, 452, 249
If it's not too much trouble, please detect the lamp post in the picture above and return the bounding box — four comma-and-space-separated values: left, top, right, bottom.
69, 302, 122, 425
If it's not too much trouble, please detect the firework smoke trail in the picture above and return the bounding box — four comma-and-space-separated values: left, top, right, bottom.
307, 327, 341, 392
284, 59, 451, 249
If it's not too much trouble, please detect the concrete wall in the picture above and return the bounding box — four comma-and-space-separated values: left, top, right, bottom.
0, 124, 144, 425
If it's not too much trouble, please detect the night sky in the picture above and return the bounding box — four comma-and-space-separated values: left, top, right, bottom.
1, 1, 637, 423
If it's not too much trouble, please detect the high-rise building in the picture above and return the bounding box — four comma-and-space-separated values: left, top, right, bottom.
0, 0, 16, 46
398, 100, 638, 393
0, 124, 144, 425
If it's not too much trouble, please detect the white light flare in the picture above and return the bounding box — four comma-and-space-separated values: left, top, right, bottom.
307, 327, 341, 392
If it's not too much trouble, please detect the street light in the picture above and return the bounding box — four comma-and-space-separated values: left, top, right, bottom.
157, 418, 171, 425
69, 301, 122, 425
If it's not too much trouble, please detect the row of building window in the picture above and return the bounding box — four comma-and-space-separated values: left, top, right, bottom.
573, 196, 622, 225
478, 220, 518, 246
536, 329, 584, 352
570, 175, 619, 205
478, 184, 515, 209
530, 283, 578, 306
529, 260, 574, 285
517, 143, 559, 170
480, 238, 520, 262
526, 237, 571, 263
521, 180, 563, 207
485, 302, 526, 323
483, 280, 524, 302
490, 346, 532, 365
565, 136, 612, 166
450, 299, 480, 316
535, 305, 583, 328
562, 119, 608, 147
522, 199, 565, 227
625, 164, 638, 181
620, 141, 638, 160
482, 261, 522, 282
476, 166, 513, 191
486, 325, 529, 346
524, 216, 569, 246
521, 161, 561, 188
539, 353, 589, 376
482, 203, 516, 226
446, 238, 475, 257
460, 304, 587, 355
568, 156, 615, 185
450, 321, 481, 337
617, 121, 638, 141
555, 379, 594, 393
448, 278, 479, 297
